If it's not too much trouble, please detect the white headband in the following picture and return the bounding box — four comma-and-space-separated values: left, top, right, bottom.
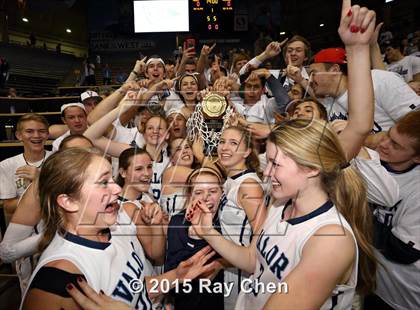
146, 58, 165, 67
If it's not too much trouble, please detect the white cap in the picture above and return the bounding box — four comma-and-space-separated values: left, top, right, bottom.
166, 107, 187, 119
60, 102, 86, 114
81, 90, 100, 102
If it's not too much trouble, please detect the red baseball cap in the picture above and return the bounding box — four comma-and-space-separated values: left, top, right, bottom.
313, 48, 347, 64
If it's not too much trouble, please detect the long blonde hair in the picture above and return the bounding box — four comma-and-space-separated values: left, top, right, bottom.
222, 126, 261, 177
38, 148, 101, 252
268, 119, 377, 294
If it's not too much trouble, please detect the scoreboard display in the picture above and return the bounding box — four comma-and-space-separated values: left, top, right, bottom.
190, 0, 234, 32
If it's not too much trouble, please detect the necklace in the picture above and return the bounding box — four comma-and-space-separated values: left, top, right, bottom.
23, 150, 47, 168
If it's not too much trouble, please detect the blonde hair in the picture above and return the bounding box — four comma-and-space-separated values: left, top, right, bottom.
183, 167, 223, 208
222, 126, 261, 177
16, 113, 49, 131
268, 119, 377, 294
38, 148, 102, 252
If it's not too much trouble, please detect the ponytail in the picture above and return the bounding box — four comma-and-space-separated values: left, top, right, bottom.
324, 166, 377, 294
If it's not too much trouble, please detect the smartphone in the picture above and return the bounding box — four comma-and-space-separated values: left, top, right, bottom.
183, 38, 196, 53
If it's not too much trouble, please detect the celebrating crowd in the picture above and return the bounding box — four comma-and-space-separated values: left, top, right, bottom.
0, 1, 419, 309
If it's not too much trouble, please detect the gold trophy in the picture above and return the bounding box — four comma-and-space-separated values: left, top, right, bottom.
201, 93, 228, 119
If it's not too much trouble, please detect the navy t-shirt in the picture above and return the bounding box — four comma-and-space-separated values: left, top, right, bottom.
165, 210, 224, 310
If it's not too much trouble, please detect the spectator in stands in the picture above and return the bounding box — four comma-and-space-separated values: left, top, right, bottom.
29, 32, 36, 47
83, 59, 96, 86
0, 57, 10, 89
81, 90, 102, 114
56, 43, 61, 54
184, 58, 197, 74
308, 47, 420, 132
0, 114, 51, 215
382, 39, 420, 83
8, 87, 17, 98
230, 52, 250, 75
165, 59, 176, 79
102, 63, 112, 85
52, 103, 88, 152
116, 71, 128, 84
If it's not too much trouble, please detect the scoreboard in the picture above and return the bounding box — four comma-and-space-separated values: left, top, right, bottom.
190, 0, 234, 32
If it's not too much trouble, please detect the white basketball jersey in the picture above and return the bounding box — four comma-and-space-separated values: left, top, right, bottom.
150, 149, 170, 201
116, 196, 155, 278
235, 201, 358, 310
21, 216, 152, 309
159, 190, 187, 217
219, 169, 263, 310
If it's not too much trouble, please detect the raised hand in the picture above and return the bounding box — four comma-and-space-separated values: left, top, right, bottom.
251, 68, 272, 80
120, 80, 140, 94
133, 56, 147, 74
139, 201, 163, 225
182, 47, 196, 60
155, 79, 174, 91
369, 22, 384, 46
338, 0, 376, 46
263, 38, 288, 59
175, 246, 216, 281
200, 43, 217, 57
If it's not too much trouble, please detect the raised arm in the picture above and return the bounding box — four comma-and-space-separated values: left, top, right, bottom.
196, 43, 216, 74
239, 39, 288, 76
192, 201, 258, 273
84, 91, 142, 157
87, 81, 139, 125
369, 23, 386, 70
336, 1, 376, 161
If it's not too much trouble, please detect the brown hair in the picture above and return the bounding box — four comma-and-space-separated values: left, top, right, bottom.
116, 147, 152, 187
232, 52, 250, 68
268, 119, 377, 294
222, 126, 261, 177
59, 134, 93, 150
288, 97, 328, 121
139, 114, 168, 134
395, 110, 420, 155
16, 113, 49, 132
283, 35, 312, 62
38, 148, 101, 252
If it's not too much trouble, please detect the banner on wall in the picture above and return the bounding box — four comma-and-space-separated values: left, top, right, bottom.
90, 32, 155, 51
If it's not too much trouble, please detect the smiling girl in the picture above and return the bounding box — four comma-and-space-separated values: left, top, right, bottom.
21, 148, 217, 310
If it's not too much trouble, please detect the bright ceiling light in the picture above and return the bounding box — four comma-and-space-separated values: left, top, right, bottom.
280, 31, 286, 35
320, 23, 325, 27
66, 28, 72, 33
22, 17, 29, 22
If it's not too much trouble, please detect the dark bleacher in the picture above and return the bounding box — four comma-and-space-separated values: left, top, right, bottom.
0, 43, 81, 96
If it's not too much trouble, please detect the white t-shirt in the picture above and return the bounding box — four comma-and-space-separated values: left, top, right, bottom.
373, 163, 420, 310
387, 56, 420, 82
320, 69, 420, 132
351, 148, 400, 207
52, 130, 71, 152
0, 151, 52, 199
231, 94, 277, 124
